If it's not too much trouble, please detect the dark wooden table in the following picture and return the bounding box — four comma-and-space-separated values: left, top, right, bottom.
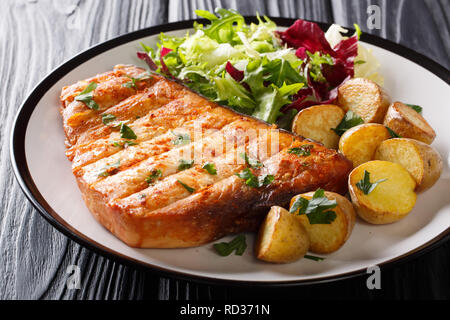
1, 0, 449, 300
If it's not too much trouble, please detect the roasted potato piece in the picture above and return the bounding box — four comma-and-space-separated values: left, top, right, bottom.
339, 123, 391, 167
349, 160, 417, 224
375, 138, 443, 192
338, 78, 390, 123
291, 104, 345, 149
290, 191, 356, 254
383, 102, 436, 144
255, 206, 310, 263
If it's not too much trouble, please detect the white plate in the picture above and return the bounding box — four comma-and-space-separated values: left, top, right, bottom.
10, 19, 450, 285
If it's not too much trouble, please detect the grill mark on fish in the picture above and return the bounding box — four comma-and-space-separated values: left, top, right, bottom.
78, 111, 239, 184
70, 97, 239, 171
90, 118, 257, 201
114, 127, 295, 215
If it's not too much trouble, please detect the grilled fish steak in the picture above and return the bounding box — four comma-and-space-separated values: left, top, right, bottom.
61, 65, 352, 248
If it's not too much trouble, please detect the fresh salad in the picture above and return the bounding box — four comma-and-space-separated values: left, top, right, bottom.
137, 8, 381, 128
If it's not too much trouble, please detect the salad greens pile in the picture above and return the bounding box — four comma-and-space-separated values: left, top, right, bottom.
138, 8, 362, 127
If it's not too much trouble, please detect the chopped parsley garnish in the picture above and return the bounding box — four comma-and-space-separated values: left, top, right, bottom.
111, 140, 138, 148
356, 170, 387, 195
287, 144, 314, 157
332, 110, 364, 136
97, 159, 121, 177
75, 82, 99, 110
386, 126, 401, 138
145, 169, 162, 184
213, 234, 247, 256
354, 60, 366, 65
235, 168, 274, 188
122, 73, 152, 89
178, 159, 194, 171
120, 123, 137, 140
202, 163, 217, 175
122, 81, 136, 89
304, 255, 325, 261
102, 113, 117, 125
289, 188, 337, 224
171, 131, 191, 145
240, 152, 262, 169
177, 180, 195, 193
406, 103, 423, 114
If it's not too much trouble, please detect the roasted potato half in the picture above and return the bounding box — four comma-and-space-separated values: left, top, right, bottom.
339, 123, 391, 167
255, 206, 310, 263
291, 104, 345, 149
349, 160, 417, 224
383, 102, 436, 144
375, 138, 443, 192
289, 191, 356, 254
338, 78, 390, 123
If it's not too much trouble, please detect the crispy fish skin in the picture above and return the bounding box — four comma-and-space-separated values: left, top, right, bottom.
62, 66, 352, 248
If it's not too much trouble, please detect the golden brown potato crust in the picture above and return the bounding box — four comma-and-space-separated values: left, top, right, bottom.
291, 104, 344, 149
383, 102, 436, 144
348, 161, 416, 225
337, 78, 390, 123
290, 191, 356, 254
375, 138, 443, 192
255, 206, 310, 263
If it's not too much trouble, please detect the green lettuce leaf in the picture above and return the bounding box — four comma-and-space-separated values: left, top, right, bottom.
214, 75, 255, 110
252, 82, 303, 123
195, 8, 245, 44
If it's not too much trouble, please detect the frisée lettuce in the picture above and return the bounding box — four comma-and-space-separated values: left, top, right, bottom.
137, 8, 372, 126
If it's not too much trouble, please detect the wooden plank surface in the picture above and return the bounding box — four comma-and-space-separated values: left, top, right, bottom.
0, 0, 448, 300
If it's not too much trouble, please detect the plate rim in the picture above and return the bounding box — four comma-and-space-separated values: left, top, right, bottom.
9, 17, 450, 286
